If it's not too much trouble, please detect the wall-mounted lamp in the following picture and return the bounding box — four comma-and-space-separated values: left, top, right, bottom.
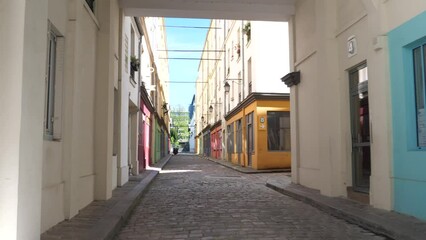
224, 82, 231, 94
209, 105, 214, 113
281, 71, 300, 87
224, 79, 242, 94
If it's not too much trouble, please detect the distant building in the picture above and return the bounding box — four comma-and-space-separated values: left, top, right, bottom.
195, 20, 291, 169
188, 95, 196, 152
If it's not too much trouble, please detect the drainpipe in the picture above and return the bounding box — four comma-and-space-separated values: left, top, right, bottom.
135, 17, 143, 110
241, 21, 245, 99
223, 20, 227, 115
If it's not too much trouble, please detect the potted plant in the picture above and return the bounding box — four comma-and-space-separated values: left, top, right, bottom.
243, 22, 251, 42
130, 55, 140, 72
235, 43, 241, 57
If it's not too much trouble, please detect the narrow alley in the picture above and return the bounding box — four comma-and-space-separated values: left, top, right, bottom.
115, 154, 387, 240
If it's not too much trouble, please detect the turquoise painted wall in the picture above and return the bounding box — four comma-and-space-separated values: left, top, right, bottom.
388, 11, 426, 221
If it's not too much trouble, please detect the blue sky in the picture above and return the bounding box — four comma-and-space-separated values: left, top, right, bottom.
165, 18, 211, 111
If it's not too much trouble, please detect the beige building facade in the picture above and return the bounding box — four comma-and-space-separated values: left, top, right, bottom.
289, 0, 426, 221
3, 1, 426, 238
0, 1, 170, 238
195, 19, 291, 169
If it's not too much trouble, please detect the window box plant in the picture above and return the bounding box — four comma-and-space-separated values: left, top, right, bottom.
130, 56, 140, 72
243, 22, 251, 42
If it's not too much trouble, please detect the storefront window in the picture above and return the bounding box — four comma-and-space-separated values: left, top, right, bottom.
267, 111, 291, 151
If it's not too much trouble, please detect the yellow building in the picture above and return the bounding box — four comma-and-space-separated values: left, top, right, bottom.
225, 93, 290, 170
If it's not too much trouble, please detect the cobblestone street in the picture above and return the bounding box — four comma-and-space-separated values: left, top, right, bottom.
115, 154, 388, 240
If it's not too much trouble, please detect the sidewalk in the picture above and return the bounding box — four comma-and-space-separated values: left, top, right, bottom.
266, 179, 426, 240
205, 157, 426, 240
41, 154, 173, 240
203, 156, 291, 174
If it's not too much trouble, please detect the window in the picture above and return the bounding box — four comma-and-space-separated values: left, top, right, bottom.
85, 0, 95, 12
231, 41, 234, 61
227, 48, 231, 76
227, 123, 234, 153
237, 28, 241, 59
267, 111, 291, 151
413, 44, 426, 147
248, 58, 252, 94
238, 72, 242, 103
44, 23, 64, 140
130, 27, 136, 82
246, 112, 254, 153
236, 119, 242, 153
231, 81, 235, 101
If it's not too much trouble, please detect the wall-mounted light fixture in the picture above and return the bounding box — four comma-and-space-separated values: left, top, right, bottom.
224, 78, 242, 94
281, 71, 300, 87
209, 102, 222, 113
200, 113, 209, 123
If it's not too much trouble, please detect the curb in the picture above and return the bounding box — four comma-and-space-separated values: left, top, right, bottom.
266, 182, 426, 240
204, 156, 290, 174
86, 154, 173, 240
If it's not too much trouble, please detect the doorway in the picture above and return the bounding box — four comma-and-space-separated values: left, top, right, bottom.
349, 63, 371, 193
246, 112, 254, 167
236, 119, 242, 165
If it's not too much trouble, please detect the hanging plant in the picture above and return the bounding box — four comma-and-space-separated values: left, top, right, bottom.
130, 55, 140, 71
243, 22, 251, 42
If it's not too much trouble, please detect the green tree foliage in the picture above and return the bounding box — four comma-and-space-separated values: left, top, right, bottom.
170, 128, 178, 146
170, 105, 190, 147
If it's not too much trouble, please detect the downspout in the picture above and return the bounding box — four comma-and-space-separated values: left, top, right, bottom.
135, 17, 143, 111
241, 21, 245, 99
223, 20, 227, 115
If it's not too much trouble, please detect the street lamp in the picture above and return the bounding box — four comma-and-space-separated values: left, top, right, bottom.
224, 82, 230, 94
224, 79, 242, 95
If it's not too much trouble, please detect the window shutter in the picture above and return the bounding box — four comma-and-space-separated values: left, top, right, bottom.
53, 37, 65, 140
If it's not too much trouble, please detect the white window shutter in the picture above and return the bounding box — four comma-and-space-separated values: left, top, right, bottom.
53, 37, 65, 140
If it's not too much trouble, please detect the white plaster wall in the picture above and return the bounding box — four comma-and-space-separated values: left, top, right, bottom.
117, 16, 141, 183
291, 0, 321, 190
74, 3, 97, 208
118, 17, 132, 186
0, 1, 48, 238
41, 0, 68, 231
335, 7, 369, 194
252, 21, 290, 93
382, 0, 426, 32
141, 38, 153, 89
41, 141, 65, 232
42, 0, 100, 231
128, 19, 140, 107
296, 55, 321, 190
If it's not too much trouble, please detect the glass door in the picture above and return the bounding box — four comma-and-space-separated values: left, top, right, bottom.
349, 64, 371, 193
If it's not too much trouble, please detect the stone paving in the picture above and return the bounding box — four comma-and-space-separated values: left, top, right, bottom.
115, 154, 389, 240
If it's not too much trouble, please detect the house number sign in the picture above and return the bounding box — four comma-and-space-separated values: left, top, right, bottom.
347, 35, 357, 58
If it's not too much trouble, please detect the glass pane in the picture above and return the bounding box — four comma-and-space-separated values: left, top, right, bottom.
414, 47, 424, 109
349, 64, 371, 192
353, 146, 371, 189
267, 111, 290, 151
350, 66, 369, 143
415, 46, 426, 147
